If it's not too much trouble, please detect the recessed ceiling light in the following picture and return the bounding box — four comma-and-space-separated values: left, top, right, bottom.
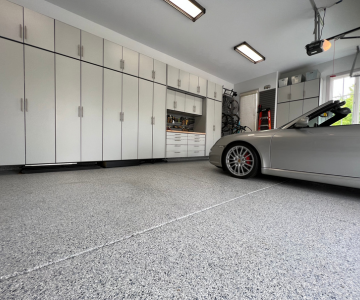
163, 0, 206, 22
234, 42, 265, 64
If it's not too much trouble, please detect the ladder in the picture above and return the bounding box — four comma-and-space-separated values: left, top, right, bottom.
257, 105, 272, 131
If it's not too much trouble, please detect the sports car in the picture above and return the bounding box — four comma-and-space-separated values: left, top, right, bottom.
209, 100, 360, 188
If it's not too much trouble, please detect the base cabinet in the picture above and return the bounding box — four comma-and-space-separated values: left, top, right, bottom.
166, 132, 205, 157
0, 39, 25, 165
25, 46, 55, 164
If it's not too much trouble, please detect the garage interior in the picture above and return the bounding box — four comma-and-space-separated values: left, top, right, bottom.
0, 0, 359, 298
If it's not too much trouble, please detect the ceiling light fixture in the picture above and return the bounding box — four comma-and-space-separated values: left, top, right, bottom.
163, 0, 205, 22
234, 42, 265, 64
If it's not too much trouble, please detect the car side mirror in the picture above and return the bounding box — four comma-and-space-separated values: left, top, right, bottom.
294, 117, 309, 128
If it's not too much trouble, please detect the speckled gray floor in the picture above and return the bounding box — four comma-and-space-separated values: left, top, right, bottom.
0, 161, 359, 299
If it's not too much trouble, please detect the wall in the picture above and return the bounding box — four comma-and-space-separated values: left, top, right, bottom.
234, 72, 278, 96
10, 0, 233, 90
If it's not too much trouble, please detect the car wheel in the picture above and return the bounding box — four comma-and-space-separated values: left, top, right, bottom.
222, 143, 259, 179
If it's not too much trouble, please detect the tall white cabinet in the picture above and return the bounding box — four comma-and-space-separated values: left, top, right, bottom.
0, 38, 25, 165
206, 99, 222, 156
25, 46, 55, 164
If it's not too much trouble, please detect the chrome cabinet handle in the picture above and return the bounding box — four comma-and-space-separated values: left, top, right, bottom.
213, 125, 215, 131
179, 79, 181, 87
81, 46, 84, 57
21, 98, 23, 111
151, 116, 153, 125
78, 45, 80, 57
197, 86, 200, 93
25, 99, 28, 112
20, 24, 22, 39
78, 106, 81, 117
122, 112, 124, 121
175, 145, 181, 147
82, 106, 84, 117
175, 152, 181, 153
193, 105, 195, 112
153, 116, 155, 125
174, 101, 177, 109
24, 26, 27, 40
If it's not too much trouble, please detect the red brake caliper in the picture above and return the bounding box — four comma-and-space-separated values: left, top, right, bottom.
244, 152, 251, 166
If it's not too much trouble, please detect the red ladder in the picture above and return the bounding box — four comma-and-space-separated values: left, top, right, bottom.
257, 105, 272, 131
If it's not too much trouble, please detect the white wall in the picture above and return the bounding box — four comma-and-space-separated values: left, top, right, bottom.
11, 0, 233, 89
234, 72, 278, 95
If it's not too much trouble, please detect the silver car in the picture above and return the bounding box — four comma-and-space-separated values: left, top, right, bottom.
209, 100, 360, 189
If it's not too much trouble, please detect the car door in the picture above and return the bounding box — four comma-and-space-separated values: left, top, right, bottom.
271, 124, 360, 177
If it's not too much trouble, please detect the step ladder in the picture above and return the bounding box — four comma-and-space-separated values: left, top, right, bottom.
257, 105, 272, 130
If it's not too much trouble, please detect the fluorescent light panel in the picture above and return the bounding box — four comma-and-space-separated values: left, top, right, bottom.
234, 42, 265, 64
163, 0, 205, 22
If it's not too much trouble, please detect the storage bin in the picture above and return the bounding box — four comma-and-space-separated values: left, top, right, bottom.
306, 70, 320, 81
291, 74, 304, 84
278, 77, 289, 88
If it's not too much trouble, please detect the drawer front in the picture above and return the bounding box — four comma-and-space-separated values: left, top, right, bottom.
166, 138, 187, 145
167, 132, 188, 138
188, 150, 205, 157
166, 144, 188, 151
188, 138, 205, 145
166, 151, 188, 158
188, 145, 205, 151
188, 134, 206, 139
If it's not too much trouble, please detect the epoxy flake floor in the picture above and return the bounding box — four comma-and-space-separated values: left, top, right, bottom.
0, 160, 359, 299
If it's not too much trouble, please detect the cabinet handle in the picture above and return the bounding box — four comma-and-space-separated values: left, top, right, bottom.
214, 91, 217, 98
197, 86, 200, 93
193, 105, 195, 112
81, 46, 84, 57
175, 145, 180, 147
78, 45, 80, 57
20, 98, 24, 111
195, 151, 199, 153
174, 101, 177, 109
122, 112, 124, 121
78, 106, 81, 117
288, 93, 291, 100
213, 125, 215, 131
25, 99, 28, 112
20, 24, 22, 39
122, 60, 125, 70
24, 26, 27, 40
153, 116, 155, 125
82, 106, 84, 117
175, 152, 181, 153
179, 79, 181, 87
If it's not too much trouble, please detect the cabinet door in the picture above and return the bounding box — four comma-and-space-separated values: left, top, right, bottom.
153, 84, 166, 159
56, 55, 80, 163
103, 69, 122, 161
304, 79, 320, 99
122, 47, 139, 77
289, 100, 304, 121
168, 65, 179, 89
0, 39, 25, 165
205, 99, 215, 156
154, 59, 166, 85
214, 100, 222, 141
175, 92, 186, 112
303, 97, 318, 114
55, 20, 81, 59
277, 86, 291, 103
185, 95, 195, 114
25, 46, 55, 164
290, 82, 304, 101
24, 8, 54, 51
81, 63, 103, 162
194, 97, 203, 115
207, 81, 215, 100
276, 102, 290, 128
81, 31, 103, 66
122, 75, 138, 160
139, 54, 153, 81
138, 79, 153, 159
198, 77, 207, 97
179, 70, 189, 92
189, 74, 199, 94
0, 0, 23, 42
215, 84, 223, 101
104, 39, 122, 71
167, 89, 176, 110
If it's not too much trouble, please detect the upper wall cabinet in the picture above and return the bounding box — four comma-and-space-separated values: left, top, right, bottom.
122, 47, 138, 77
24, 8, 54, 51
81, 31, 103, 66
55, 20, 81, 59
304, 79, 320, 99
167, 65, 189, 92
207, 81, 215, 100
104, 39, 122, 71
189, 74, 207, 97
139, 54, 166, 85
215, 84, 223, 101
278, 78, 320, 103
0, 0, 23, 42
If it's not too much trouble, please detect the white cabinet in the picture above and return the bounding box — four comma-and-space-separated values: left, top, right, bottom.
0, 39, 25, 165
167, 89, 176, 110
154, 59, 166, 85
81, 31, 103, 66
55, 55, 81, 163
104, 39, 122, 71
138, 79, 153, 159
189, 74, 198, 94
185, 95, 195, 114
215, 84, 223, 101
139, 55, 167, 85
168, 65, 179, 89
103, 69, 122, 161
24, 8, 54, 51
205, 98, 222, 155
122, 47, 138, 77
199, 77, 207, 97
290, 82, 304, 101
179, 70, 189, 92
214, 100, 222, 140
303, 97, 318, 114
276, 102, 290, 128
304, 79, 320, 99
153, 84, 166, 158
289, 100, 303, 121
175, 92, 186, 112
194, 97, 203, 115
55, 20, 81, 59
0, 0, 23, 42
278, 86, 291, 103
81, 63, 103, 162
25, 46, 55, 164
207, 81, 215, 100
122, 74, 138, 160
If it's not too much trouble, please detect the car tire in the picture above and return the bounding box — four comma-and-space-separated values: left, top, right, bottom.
222, 142, 259, 179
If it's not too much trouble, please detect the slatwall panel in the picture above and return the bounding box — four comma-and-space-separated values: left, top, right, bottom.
259, 89, 276, 129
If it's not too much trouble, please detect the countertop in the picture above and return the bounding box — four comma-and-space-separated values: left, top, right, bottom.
166, 130, 206, 135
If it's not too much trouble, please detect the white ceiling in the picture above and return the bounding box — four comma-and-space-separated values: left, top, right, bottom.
45, 0, 360, 84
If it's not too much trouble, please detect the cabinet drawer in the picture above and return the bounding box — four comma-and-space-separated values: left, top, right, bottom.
166, 151, 187, 158
166, 144, 188, 151
188, 150, 205, 157
167, 132, 188, 138
188, 145, 205, 151
188, 134, 205, 139
188, 138, 205, 145
166, 138, 187, 145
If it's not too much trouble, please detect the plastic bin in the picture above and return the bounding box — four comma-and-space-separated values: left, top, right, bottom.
291, 74, 304, 84
306, 70, 320, 81
278, 77, 289, 88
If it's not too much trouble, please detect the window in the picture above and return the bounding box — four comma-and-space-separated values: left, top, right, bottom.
329, 74, 360, 125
